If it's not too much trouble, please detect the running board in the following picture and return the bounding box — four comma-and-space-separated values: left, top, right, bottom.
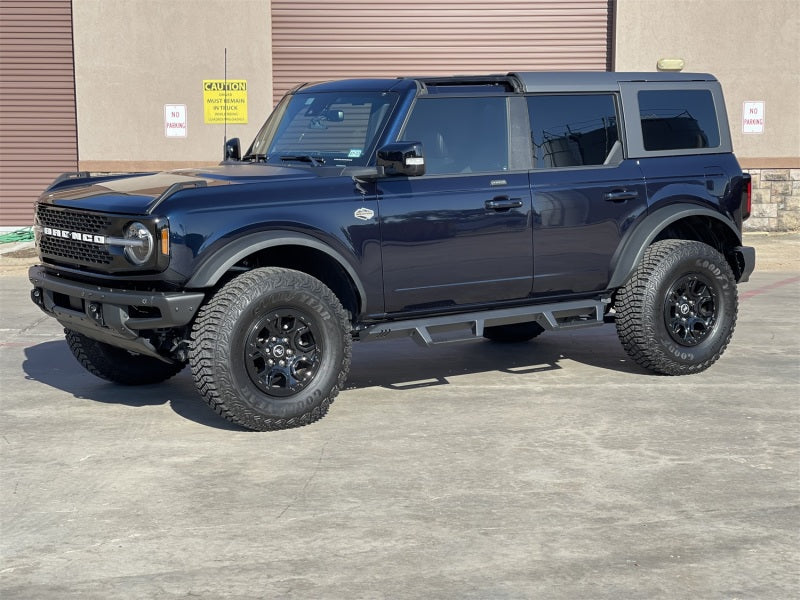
357, 298, 609, 347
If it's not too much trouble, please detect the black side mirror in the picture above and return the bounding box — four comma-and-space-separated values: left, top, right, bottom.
377, 142, 425, 177
224, 138, 241, 161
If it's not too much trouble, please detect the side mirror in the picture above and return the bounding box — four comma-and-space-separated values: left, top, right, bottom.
377, 142, 425, 177
224, 138, 241, 161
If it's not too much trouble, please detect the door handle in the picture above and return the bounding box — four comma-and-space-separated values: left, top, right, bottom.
603, 190, 639, 203
485, 197, 523, 211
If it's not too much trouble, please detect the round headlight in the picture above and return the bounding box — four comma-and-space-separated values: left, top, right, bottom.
123, 222, 154, 265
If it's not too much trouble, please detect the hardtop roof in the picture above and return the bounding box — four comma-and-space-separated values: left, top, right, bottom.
511, 71, 717, 93
295, 71, 718, 96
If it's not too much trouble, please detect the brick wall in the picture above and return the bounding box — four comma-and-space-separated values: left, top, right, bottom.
744, 168, 800, 231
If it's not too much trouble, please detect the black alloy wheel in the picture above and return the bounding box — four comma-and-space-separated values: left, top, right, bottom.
245, 308, 321, 397
663, 273, 717, 347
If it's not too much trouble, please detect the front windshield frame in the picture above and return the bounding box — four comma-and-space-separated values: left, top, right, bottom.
245, 90, 399, 167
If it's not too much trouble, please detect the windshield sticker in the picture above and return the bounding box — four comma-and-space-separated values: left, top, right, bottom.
348, 149, 363, 158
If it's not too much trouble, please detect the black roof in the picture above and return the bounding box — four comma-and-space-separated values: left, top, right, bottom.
510, 71, 717, 93
295, 72, 718, 96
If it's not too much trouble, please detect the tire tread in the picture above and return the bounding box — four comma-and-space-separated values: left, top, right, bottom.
615, 240, 738, 375
189, 268, 351, 431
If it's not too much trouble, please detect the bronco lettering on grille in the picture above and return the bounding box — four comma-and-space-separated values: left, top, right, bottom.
43, 227, 105, 244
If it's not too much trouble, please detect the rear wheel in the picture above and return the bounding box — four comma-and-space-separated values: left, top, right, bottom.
189, 267, 351, 431
615, 239, 738, 375
483, 321, 545, 343
65, 330, 185, 385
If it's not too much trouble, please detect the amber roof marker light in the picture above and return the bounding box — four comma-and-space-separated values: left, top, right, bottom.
657, 58, 686, 72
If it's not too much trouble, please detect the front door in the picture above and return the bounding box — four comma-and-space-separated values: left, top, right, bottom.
378, 95, 534, 314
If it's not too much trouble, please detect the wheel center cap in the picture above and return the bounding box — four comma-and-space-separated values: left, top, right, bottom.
678, 302, 691, 316
273, 345, 286, 358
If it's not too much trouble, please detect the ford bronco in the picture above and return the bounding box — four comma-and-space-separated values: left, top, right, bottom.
29, 71, 755, 430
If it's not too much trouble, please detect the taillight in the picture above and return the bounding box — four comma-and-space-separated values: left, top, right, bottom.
742, 173, 752, 221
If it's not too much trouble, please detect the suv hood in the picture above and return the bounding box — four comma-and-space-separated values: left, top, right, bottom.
39, 164, 319, 215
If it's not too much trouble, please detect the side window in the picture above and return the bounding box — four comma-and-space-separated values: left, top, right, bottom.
527, 94, 620, 168
638, 89, 720, 151
399, 97, 509, 175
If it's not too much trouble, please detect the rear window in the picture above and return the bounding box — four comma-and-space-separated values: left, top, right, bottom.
638, 89, 720, 151
527, 94, 620, 168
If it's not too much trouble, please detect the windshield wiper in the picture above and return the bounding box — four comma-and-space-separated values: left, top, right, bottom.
242, 153, 267, 162
280, 155, 326, 166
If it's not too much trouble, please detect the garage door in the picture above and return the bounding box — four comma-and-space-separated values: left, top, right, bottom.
271, 0, 613, 105
0, 0, 78, 227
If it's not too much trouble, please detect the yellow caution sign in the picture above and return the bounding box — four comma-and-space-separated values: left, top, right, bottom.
203, 80, 248, 124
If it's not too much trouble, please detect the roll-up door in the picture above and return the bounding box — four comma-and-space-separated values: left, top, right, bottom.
0, 0, 78, 227
271, 0, 613, 105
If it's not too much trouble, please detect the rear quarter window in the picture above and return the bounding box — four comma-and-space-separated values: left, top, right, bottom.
638, 89, 720, 151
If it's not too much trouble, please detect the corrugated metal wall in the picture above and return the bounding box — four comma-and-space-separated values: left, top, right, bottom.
271, 0, 613, 104
0, 0, 78, 227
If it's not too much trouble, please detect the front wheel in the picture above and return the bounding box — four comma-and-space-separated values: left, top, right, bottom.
614, 240, 738, 375
189, 267, 351, 431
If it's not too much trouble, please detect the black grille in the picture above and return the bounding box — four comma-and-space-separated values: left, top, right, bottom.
36, 205, 114, 265
39, 236, 113, 265
37, 205, 111, 234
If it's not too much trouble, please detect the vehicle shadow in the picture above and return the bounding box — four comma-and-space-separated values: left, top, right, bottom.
21, 340, 246, 431
346, 323, 647, 390
21, 325, 646, 429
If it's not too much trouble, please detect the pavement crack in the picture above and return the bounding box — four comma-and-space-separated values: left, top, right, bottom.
276, 442, 327, 520
19, 315, 51, 335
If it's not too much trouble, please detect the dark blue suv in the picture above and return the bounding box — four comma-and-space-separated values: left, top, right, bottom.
29, 72, 755, 431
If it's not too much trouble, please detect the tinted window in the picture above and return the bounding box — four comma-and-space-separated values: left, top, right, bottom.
253, 91, 397, 166
399, 97, 509, 174
527, 94, 619, 168
638, 89, 720, 151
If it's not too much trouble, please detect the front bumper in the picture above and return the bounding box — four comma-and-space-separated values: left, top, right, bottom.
29, 265, 205, 361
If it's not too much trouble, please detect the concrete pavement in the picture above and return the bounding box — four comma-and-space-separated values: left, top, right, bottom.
0, 245, 798, 598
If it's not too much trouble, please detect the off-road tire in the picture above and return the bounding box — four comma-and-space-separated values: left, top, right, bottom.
483, 321, 545, 343
189, 267, 351, 431
65, 329, 185, 385
615, 239, 738, 375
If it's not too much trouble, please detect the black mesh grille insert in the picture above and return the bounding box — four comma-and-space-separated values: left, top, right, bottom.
36, 205, 114, 265
37, 205, 111, 234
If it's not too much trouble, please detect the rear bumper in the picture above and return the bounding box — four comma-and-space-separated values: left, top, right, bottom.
29, 265, 204, 360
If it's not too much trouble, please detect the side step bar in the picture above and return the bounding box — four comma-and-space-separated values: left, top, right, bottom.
357, 297, 610, 347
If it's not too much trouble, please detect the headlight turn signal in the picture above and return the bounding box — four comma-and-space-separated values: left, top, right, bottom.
160, 227, 170, 256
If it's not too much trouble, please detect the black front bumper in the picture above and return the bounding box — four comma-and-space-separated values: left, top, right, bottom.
29, 265, 205, 361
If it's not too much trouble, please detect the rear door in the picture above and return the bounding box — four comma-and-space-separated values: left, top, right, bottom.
378, 95, 534, 314
526, 93, 648, 296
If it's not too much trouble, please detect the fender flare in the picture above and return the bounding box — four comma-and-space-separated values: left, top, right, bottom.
607, 205, 742, 289
185, 231, 368, 311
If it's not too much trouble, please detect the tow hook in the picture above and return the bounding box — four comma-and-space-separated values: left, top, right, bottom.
88, 302, 104, 324
31, 287, 44, 308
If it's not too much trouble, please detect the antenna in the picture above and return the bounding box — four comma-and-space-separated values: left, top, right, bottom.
224, 47, 228, 147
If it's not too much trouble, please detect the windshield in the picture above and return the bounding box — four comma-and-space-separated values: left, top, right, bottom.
245, 91, 399, 167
